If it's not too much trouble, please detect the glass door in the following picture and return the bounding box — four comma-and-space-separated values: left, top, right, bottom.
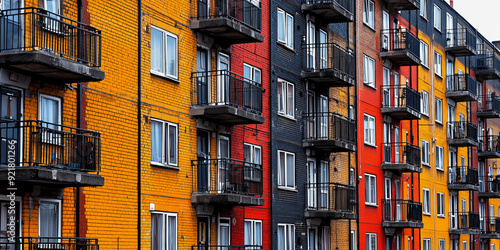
197, 49, 209, 105
382, 11, 389, 50
450, 192, 457, 229
0, 0, 23, 52
319, 161, 328, 210
307, 159, 317, 209
197, 130, 210, 193
197, 217, 210, 249
218, 218, 230, 250
217, 53, 230, 104
318, 96, 328, 139
394, 126, 400, 164
307, 21, 316, 70
0, 87, 21, 167
384, 178, 392, 220
307, 91, 315, 139
319, 30, 327, 69
218, 135, 230, 192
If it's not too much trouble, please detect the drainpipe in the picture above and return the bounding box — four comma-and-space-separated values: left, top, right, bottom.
76, 0, 83, 239
137, 0, 142, 249
353, 1, 359, 250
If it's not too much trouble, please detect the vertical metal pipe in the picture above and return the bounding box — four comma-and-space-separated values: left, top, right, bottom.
137, 0, 143, 248
76, 0, 83, 239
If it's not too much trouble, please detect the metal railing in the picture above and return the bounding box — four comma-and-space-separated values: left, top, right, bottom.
446, 29, 477, 50
483, 217, 500, 234
0, 120, 101, 172
450, 212, 480, 230
195, 0, 262, 31
478, 176, 500, 193
302, 42, 355, 79
0, 237, 99, 250
381, 85, 421, 112
0, 7, 102, 67
381, 29, 420, 58
477, 53, 500, 74
192, 158, 263, 196
446, 74, 477, 96
448, 166, 478, 186
382, 199, 422, 223
192, 245, 262, 250
447, 121, 477, 141
305, 182, 356, 213
303, 112, 355, 144
191, 70, 263, 115
478, 95, 500, 113
479, 135, 500, 154
382, 142, 421, 166
302, 0, 354, 14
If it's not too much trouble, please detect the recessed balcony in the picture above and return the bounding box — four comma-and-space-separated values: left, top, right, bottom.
445, 74, 478, 102
449, 212, 480, 235
301, 42, 355, 87
445, 29, 477, 57
190, 70, 264, 125
0, 120, 103, 187
446, 121, 478, 147
478, 177, 500, 199
381, 85, 421, 120
382, 0, 419, 11
477, 95, 500, 119
476, 53, 500, 81
480, 217, 500, 239
381, 142, 421, 174
191, 158, 264, 206
382, 199, 423, 229
191, 0, 264, 45
302, 112, 356, 153
0, 237, 99, 250
478, 136, 500, 159
380, 29, 421, 66
0, 7, 104, 83
304, 183, 356, 219
447, 166, 479, 191
301, 0, 354, 23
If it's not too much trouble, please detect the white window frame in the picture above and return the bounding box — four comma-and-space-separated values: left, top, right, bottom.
277, 79, 295, 119
420, 0, 427, 19
437, 192, 445, 217
244, 143, 262, 182
151, 212, 177, 250
363, 0, 375, 29
150, 26, 178, 79
364, 114, 376, 146
423, 238, 431, 250
423, 188, 431, 215
365, 173, 377, 206
243, 63, 262, 84
39, 94, 62, 128
434, 51, 442, 77
434, 4, 442, 32
39, 94, 62, 144
422, 140, 430, 166
435, 98, 443, 124
38, 199, 61, 239
420, 40, 429, 68
421, 90, 429, 116
436, 145, 444, 171
218, 217, 231, 247
363, 55, 375, 88
439, 239, 445, 250
244, 219, 262, 248
366, 233, 377, 250
350, 230, 356, 250
277, 8, 294, 49
278, 223, 295, 250
150, 119, 179, 167
462, 241, 467, 250
278, 150, 295, 190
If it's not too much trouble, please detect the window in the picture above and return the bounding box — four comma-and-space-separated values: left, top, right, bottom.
363, 55, 375, 88
420, 0, 427, 19
434, 51, 442, 77
435, 98, 443, 123
39, 200, 61, 239
423, 188, 431, 215
423, 239, 431, 250
244, 64, 262, 84
277, 8, 293, 48
151, 26, 178, 79
434, 4, 441, 31
439, 239, 445, 250
278, 150, 295, 189
244, 144, 262, 181
422, 140, 430, 166
42, 0, 61, 31
364, 114, 376, 146
363, 0, 374, 28
365, 174, 377, 206
462, 241, 467, 250
244, 219, 262, 249
436, 145, 444, 170
151, 119, 178, 167
421, 90, 429, 116
350, 231, 356, 250
437, 192, 445, 216
40, 94, 61, 129
366, 233, 377, 250
278, 224, 295, 250
420, 40, 429, 67
151, 212, 177, 250
277, 79, 295, 118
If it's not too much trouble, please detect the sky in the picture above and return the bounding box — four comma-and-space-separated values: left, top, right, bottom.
453, 0, 500, 43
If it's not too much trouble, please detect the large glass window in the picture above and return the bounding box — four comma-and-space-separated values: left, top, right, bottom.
151, 119, 178, 167
434, 4, 442, 31
365, 174, 376, 205
151, 212, 177, 250
277, 79, 295, 118
244, 219, 262, 249
278, 224, 295, 250
363, 55, 375, 88
277, 8, 293, 48
151, 26, 178, 79
363, 0, 374, 28
39, 200, 60, 240
364, 114, 375, 146
278, 150, 295, 189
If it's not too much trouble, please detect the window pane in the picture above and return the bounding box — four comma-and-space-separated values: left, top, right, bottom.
168, 215, 176, 250
166, 35, 177, 77
245, 221, 252, 245
287, 84, 294, 116
365, 177, 369, 203
278, 226, 285, 250
152, 214, 163, 250
370, 177, 376, 203
278, 11, 285, 42
278, 81, 284, 113
151, 121, 162, 163
279, 152, 285, 185
286, 154, 294, 187
286, 15, 293, 47
151, 28, 164, 73
255, 222, 262, 246
168, 125, 177, 165
39, 202, 59, 238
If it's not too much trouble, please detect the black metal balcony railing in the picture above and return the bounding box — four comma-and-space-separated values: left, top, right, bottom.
302, 42, 355, 79
303, 112, 355, 144
196, 0, 261, 31
479, 135, 500, 154
479, 176, 500, 194
446, 29, 477, 50
477, 53, 500, 76
192, 70, 263, 114
305, 182, 356, 213
478, 95, 500, 114
302, 0, 354, 15
0, 7, 101, 67
192, 158, 263, 196
383, 199, 422, 223
447, 121, 478, 141
450, 212, 480, 231
446, 74, 477, 95
448, 166, 478, 186
381, 29, 420, 58
381, 85, 421, 112
0, 120, 101, 172
382, 142, 421, 166
192, 245, 262, 250
0, 237, 99, 250
483, 217, 500, 234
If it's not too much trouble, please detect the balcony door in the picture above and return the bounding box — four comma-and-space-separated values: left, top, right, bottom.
318, 96, 328, 139
197, 217, 209, 249
383, 123, 391, 163
307, 159, 317, 209
480, 202, 485, 231
382, 67, 390, 107
217, 135, 230, 192
217, 53, 230, 104
0, 0, 23, 52
448, 104, 455, 138
0, 87, 21, 167
446, 13, 453, 47
306, 21, 316, 70
382, 11, 389, 51
307, 91, 315, 139
218, 218, 230, 250
319, 30, 327, 69
450, 192, 458, 229
308, 227, 318, 250
394, 126, 400, 164
395, 180, 401, 221
384, 178, 392, 220
197, 130, 210, 193
446, 59, 454, 91
394, 72, 400, 107
479, 162, 485, 192
197, 49, 209, 105
0, 198, 21, 250
319, 161, 328, 210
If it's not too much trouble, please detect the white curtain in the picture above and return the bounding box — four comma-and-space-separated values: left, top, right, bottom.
151, 214, 162, 250
244, 221, 251, 245
277, 226, 285, 250
166, 36, 176, 76
167, 216, 176, 250
151, 28, 164, 73
39, 202, 59, 242
220, 224, 229, 247
151, 121, 162, 163
286, 154, 294, 187
168, 125, 177, 165
255, 222, 262, 247
42, 97, 59, 130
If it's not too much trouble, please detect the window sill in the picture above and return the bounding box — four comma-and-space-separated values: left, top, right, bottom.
436, 167, 445, 172
421, 113, 430, 118
151, 162, 180, 170
365, 143, 377, 149
423, 212, 431, 216
277, 42, 295, 53
365, 203, 378, 208
420, 15, 428, 22
363, 22, 376, 33
434, 27, 442, 34
278, 113, 296, 121
364, 83, 376, 90
151, 72, 181, 83
437, 215, 445, 218
435, 120, 443, 126
421, 64, 429, 70
278, 186, 298, 192
435, 73, 443, 80
422, 163, 431, 167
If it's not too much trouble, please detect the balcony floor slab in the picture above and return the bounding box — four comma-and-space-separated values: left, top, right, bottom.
0, 167, 104, 187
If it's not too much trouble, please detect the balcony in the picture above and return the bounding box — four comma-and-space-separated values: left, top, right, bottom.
191, 245, 262, 250
449, 212, 480, 235
478, 136, 500, 159
445, 74, 478, 102
191, 158, 264, 206
301, 0, 354, 23
191, 0, 263, 45
303, 112, 356, 152
190, 70, 264, 125
445, 29, 477, 56
381, 85, 421, 120
0, 120, 103, 187
381, 142, 421, 174
446, 121, 478, 147
480, 217, 500, 239
381, 29, 421, 66
0, 237, 99, 250
476, 53, 500, 81
0, 8, 104, 83
301, 42, 355, 87
304, 183, 356, 219
478, 177, 500, 199
448, 166, 479, 191
382, 199, 423, 228
382, 0, 419, 11
477, 95, 500, 119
